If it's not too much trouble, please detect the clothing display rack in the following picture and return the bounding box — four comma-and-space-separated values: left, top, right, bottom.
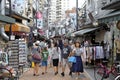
8, 40, 19, 71
83, 44, 106, 66
8, 39, 28, 76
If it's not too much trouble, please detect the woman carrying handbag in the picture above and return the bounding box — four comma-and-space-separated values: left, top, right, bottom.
31, 41, 41, 76
71, 41, 84, 79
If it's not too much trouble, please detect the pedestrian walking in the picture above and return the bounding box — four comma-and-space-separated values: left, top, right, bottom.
61, 40, 72, 77
68, 40, 75, 76
48, 42, 53, 67
41, 46, 49, 75
71, 41, 84, 79
52, 42, 61, 75
31, 41, 41, 76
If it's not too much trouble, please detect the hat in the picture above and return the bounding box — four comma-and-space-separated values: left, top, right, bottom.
35, 41, 40, 45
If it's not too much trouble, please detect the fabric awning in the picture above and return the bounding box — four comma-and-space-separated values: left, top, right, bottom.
98, 11, 120, 23
0, 14, 15, 24
73, 27, 99, 36
5, 23, 30, 33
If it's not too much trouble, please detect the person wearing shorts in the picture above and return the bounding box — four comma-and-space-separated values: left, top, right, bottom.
41, 46, 49, 75
61, 40, 72, 77
52, 42, 61, 75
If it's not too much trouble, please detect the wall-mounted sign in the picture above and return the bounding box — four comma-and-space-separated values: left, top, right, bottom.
11, 0, 25, 14
10, 35, 15, 40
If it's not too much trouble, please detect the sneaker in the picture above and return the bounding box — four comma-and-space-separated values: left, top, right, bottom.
61, 72, 65, 77
69, 71, 72, 76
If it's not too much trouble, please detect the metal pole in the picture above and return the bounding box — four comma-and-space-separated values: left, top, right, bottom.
112, 31, 114, 64
36, 0, 38, 40
9, 0, 12, 40
76, 0, 78, 30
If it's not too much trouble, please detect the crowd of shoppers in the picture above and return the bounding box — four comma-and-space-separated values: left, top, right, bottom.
31, 39, 84, 79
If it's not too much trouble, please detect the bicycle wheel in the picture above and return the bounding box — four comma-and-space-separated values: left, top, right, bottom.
115, 75, 120, 80
95, 67, 105, 80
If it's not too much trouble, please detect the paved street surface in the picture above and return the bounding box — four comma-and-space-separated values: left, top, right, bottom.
20, 66, 91, 80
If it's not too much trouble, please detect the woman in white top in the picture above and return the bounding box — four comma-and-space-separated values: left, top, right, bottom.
52, 42, 61, 75
71, 41, 84, 79
48, 42, 54, 67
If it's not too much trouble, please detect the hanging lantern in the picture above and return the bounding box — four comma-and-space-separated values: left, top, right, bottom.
36, 11, 42, 19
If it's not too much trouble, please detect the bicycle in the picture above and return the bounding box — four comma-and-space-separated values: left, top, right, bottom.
114, 64, 120, 80
95, 61, 120, 80
0, 67, 19, 80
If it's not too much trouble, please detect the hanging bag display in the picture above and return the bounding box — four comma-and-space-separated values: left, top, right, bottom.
68, 56, 76, 63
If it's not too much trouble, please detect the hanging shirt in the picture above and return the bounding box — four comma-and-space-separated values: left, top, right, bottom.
115, 39, 120, 53
95, 46, 104, 59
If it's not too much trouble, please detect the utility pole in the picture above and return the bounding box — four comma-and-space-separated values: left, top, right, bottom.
76, 0, 78, 30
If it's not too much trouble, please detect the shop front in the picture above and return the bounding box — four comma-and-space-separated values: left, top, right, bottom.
98, 10, 120, 63
0, 14, 17, 79
4, 23, 30, 76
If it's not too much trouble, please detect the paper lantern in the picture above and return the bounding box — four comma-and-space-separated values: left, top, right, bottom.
36, 12, 42, 19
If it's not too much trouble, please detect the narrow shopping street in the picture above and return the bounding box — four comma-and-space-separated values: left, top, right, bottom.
20, 67, 91, 80
0, 0, 120, 80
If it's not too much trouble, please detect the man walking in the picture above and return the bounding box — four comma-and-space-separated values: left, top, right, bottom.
61, 40, 72, 77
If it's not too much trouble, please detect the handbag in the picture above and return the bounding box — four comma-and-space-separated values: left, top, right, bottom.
68, 56, 76, 63
32, 54, 41, 61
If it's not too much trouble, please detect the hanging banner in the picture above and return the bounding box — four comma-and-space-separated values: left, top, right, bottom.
37, 19, 43, 29
36, 11, 42, 19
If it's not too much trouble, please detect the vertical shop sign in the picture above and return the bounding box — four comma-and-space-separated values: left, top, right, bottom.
37, 19, 43, 29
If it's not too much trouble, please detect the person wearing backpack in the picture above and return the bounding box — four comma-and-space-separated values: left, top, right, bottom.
52, 42, 61, 75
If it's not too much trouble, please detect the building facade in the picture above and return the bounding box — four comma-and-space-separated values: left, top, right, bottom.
48, 0, 69, 26
73, 0, 120, 63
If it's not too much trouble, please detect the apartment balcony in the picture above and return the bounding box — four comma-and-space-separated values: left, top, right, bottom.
102, 0, 120, 10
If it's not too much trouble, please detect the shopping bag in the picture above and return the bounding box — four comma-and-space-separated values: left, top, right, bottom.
68, 56, 76, 63
32, 62, 35, 68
